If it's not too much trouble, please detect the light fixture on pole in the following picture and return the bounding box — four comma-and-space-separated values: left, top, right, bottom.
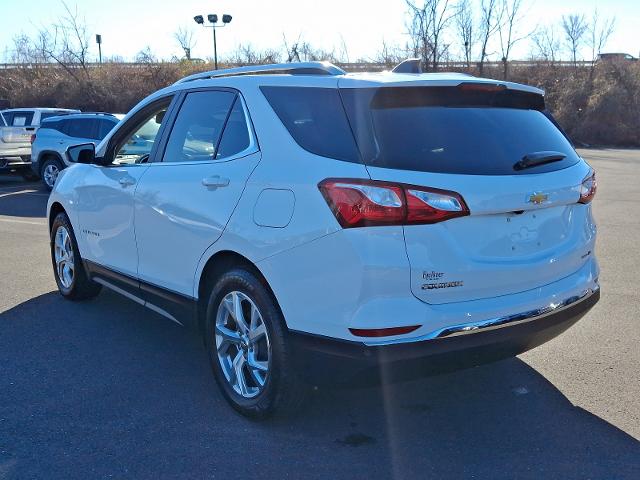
193, 13, 232, 70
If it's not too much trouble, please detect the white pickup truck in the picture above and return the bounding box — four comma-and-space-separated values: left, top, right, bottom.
0, 108, 79, 180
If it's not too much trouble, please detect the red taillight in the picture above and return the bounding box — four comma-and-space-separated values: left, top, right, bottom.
30, 134, 36, 144
349, 325, 421, 338
578, 170, 596, 204
318, 178, 469, 228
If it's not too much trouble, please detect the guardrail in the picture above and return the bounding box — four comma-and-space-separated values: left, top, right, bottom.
0, 60, 597, 71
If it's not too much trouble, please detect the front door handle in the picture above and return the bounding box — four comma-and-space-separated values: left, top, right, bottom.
119, 176, 136, 187
202, 175, 230, 188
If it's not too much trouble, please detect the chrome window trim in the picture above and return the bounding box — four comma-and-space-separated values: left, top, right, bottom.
364, 286, 599, 346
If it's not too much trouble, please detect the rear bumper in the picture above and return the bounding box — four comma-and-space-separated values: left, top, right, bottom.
0, 155, 31, 171
290, 287, 599, 385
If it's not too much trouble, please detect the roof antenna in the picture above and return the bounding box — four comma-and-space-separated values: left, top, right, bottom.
392, 58, 422, 74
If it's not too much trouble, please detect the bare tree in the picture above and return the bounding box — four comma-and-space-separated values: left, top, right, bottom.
455, 0, 475, 70
531, 25, 561, 63
406, 0, 456, 71
587, 9, 615, 66
478, 0, 503, 76
561, 14, 588, 66
498, 0, 530, 80
35, 1, 91, 83
371, 39, 407, 66
174, 26, 196, 60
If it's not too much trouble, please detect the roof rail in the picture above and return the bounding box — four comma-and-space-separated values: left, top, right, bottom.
175, 61, 346, 84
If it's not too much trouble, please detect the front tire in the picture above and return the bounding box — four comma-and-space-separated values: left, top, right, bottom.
204, 268, 305, 419
41, 157, 64, 191
50, 212, 102, 300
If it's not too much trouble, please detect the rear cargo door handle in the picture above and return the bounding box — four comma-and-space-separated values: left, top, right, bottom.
202, 175, 230, 189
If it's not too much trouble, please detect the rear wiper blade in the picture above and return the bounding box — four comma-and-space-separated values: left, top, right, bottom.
514, 151, 566, 171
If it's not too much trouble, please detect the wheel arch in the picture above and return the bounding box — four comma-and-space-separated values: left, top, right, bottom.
196, 250, 284, 334
48, 201, 67, 233
38, 150, 65, 173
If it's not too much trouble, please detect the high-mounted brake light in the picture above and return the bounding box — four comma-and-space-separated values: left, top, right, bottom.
578, 170, 596, 204
458, 82, 507, 93
318, 178, 470, 228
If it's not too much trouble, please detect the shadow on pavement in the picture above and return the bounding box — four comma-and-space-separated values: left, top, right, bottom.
0, 175, 48, 218
1, 290, 638, 479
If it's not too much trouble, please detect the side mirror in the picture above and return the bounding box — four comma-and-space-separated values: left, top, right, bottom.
66, 143, 97, 164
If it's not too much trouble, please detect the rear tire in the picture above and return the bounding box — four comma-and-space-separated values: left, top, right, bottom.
41, 157, 64, 191
204, 268, 306, 419
50, 212, 102, 301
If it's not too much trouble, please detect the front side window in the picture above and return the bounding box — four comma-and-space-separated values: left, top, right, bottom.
162, 90, 236, 163
114, 100, 171, 165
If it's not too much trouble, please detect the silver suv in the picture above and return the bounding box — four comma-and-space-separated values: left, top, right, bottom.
0, 108, 79, 180
31, 113, 119, 189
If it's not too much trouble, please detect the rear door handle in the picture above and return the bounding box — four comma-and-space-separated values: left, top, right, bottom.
202, 175, 230, 188
119, 177, 136, 187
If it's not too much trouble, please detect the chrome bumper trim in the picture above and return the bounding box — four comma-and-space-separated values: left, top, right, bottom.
365, 286, 599, 346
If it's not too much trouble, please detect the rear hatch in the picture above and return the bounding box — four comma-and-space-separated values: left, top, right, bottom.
340, 84, 596, 304
0, 110, 36, 149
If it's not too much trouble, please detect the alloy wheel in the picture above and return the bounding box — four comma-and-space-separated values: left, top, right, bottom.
54, 225, 74, 288
43, 163, 60, 188
215, 291, 271, 398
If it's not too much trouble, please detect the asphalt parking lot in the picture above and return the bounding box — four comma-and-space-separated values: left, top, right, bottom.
1, 149, 639, 479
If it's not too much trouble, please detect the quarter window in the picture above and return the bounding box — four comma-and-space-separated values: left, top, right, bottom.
216, 98, 251, 159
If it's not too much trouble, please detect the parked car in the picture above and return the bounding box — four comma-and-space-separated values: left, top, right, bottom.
47, 61, 600, 419
31, 113, 120, 189
0, 108, 79, 180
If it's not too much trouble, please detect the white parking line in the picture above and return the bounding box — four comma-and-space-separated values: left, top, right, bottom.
0, 189, 49, 198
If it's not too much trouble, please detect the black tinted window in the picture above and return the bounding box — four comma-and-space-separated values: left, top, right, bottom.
41, 119, 64, 133
260, 87, 360, 163
97, 119, 117, 139
340, 87, 579, 175
216, 98, 251, 159
5, 111, 34, 126
163, 90, 235, 163
67, 119, 97, 139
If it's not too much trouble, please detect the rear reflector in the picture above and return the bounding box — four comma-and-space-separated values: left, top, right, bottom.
349, 325, 421, 338
319, 178, 469, 228
578, 170, 596, 204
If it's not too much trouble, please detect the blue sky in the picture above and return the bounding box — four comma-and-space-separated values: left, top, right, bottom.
1, 0, 639, 62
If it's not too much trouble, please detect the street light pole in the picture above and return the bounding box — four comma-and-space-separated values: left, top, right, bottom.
193, 13, 232, 70
212, 26, 218, 70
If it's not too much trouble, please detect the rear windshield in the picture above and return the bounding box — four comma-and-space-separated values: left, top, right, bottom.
262, 85, 580, 175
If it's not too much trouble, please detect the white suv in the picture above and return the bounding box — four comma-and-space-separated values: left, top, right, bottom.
47, 61, 600, 418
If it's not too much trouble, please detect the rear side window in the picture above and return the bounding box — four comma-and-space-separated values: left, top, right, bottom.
66, 118, 98, 139
162, 90, 236, 162
97, 119, 117, 140
216, 98, 251, 159
340, 87, 580, 175
260, 86, 360, 163
40, 119, 64, 133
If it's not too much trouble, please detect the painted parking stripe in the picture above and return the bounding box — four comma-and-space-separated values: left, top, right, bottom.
0, 217, 46, 226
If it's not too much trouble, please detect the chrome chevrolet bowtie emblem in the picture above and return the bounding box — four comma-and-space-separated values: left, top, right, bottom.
527, 192, 549, 205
